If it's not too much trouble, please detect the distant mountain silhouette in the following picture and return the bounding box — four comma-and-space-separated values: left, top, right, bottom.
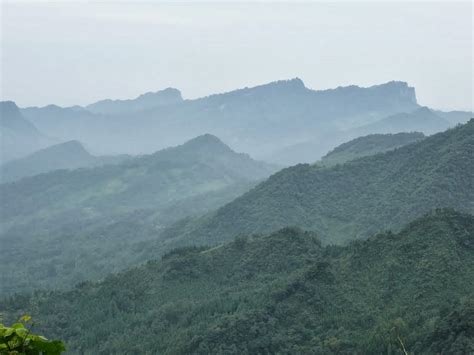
434, 109, 473, 125
0, 101, 55, 163
355, 107, 450, 135
0, 140, 130, 183
20, 79, 422, 160
270, 106, 454, 165
86, 88, 183, 114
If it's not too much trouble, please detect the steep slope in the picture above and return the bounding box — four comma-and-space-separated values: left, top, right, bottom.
0, 101, 55, 162
355, 106, 450, 135
0, 135, 277, 294
0, 140, 127, 183
164, 120, 474, 246
3, 210, 473, 354
21, 79, 420, 158
86, 87, 183, 114
319, 131, 425, 166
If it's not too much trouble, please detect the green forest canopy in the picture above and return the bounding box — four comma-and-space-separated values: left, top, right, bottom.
2, 209, 473, 354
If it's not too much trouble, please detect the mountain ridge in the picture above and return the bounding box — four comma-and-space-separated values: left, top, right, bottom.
86, 87, 183, 114
20, 79, 422, 158
0, 134, 278, 294
0, 101, 55, 163
159, 120, 474, 247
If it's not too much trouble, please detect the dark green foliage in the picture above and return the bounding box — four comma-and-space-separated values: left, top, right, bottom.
319, 131, 425, 166
2, 210, 473, 354
0, 135, 277, 295
167, 120, 474, 247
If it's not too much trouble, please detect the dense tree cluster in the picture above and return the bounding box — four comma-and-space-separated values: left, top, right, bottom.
2, 209, 473, 354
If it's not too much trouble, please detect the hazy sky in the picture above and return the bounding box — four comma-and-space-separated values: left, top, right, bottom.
1, 1, 472, 110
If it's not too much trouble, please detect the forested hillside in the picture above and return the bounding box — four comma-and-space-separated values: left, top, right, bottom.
319, 132, 425, 166
0, 135, 277, 294
3, 210, 472, 354
163, 120, 474, 246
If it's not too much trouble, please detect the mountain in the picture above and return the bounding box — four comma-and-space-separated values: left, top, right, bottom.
355, 106, 451, 136
20, 104, 105, 154
0, 140, 130, 183
435, 109, 473, 125
21, 79, 420, 158
0, 134, 278, 294
269, 107, 453, 166
161, 120, 474, 247
86, 87, 183, 115
0, 101, 55, 163
3, 210, 472, 354
0, 134, 276, 224
319, 132, 425, 166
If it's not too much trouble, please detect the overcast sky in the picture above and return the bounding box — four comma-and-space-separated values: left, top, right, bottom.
1, 1, 472, 110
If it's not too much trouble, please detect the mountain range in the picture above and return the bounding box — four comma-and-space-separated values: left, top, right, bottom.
1, 78, 473, 353
18, 80, 422, 160
159, 120, 473, 248
5, 79, 470, 167
0, 135, 277, 294
0, 101, 55, 163
354, 106, 451, 136
2, 121, 471, 295
85, 87, 183, 115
